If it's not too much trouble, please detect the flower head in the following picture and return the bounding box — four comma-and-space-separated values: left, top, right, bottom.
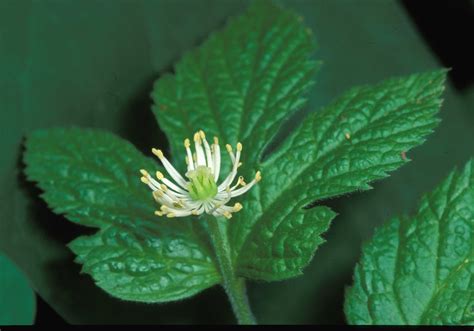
140, 130, 261, 219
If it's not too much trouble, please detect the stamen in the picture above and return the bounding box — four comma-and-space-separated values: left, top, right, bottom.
230, 177, 244, 191
194, 132, 206, 166
159, 176, 188, 195
140, 130, 260, 219
233, 203, 243, 212
152, 148, 188, 189
152, 148, 164, 159
184, 138, 194, 171
213, 138, 221, 181
201, 133, 214, 171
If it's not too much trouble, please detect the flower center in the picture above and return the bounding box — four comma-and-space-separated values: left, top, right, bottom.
186, 166, 218, 201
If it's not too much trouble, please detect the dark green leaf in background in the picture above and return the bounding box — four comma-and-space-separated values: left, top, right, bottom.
0, 253, 36, 325
345, 160, 474, 325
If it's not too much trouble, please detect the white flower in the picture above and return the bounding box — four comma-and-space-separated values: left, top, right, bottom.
140, 130, 261, 219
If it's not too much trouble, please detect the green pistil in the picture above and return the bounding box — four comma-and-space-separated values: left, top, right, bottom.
187, 166, 217, 201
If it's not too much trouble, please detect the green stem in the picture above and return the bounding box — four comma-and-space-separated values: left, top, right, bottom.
206, 217, 256, 325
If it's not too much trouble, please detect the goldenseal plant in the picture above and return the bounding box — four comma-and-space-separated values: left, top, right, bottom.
22, 0, 463, 326
140, 130, 261, 219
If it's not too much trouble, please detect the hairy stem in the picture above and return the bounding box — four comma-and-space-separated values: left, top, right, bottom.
206, 217, 256, 325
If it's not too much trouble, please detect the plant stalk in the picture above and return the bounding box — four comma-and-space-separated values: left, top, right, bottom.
206, 217, 256, 325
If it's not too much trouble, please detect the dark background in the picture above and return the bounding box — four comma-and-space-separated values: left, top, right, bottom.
0, 0, 473, 325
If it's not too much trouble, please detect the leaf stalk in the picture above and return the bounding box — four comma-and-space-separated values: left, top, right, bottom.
206, 217, 256, 325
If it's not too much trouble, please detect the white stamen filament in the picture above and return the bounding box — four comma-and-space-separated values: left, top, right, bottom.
140, 130, 261, 219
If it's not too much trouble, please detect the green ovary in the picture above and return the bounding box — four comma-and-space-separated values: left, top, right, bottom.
186, 166, 218, 201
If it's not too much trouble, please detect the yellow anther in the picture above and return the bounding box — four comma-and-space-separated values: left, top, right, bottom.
226, 144, 232, 153
194, 132, 201, 143
152, 148, 164, 159
156, 171, 164, 180
184, 138, 191, 148
167, 212, 176, 218
255, 171, 262, 182
238, 162, 242, 168
140, 169, 149, 177
160, 205, 168, 211
199, 130, 205, 139
154, 211, 164, 216
213, 137, 219, 144
236, 142, 242, 151
345, 132, 351, 140
140, 177, 149, 184
160, 184, 168, 191
223, 211, 232, 219
191, 210, 199, 215
233, 203, 243, 212
153, 190, 164, 199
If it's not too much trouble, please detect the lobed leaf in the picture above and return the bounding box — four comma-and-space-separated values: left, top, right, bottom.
151, 0, 318, 173
233, 70, 447, 280
69, 226, 220, 303
345, 160, 474, 325
24, 128, 220, 302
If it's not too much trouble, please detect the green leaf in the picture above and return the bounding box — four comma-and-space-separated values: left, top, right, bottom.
233, 70, 447, 281
150, 0, 325, 281
0, 253, 36, 325
3, 0, 472, 324
24, 128, 220, 302
69, 226, 220, 303
150, 0, 447, 282
24, 128, 157, 229
345, 159, 474, 325
235, 203, 336, 280
151, 0, 318, 172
